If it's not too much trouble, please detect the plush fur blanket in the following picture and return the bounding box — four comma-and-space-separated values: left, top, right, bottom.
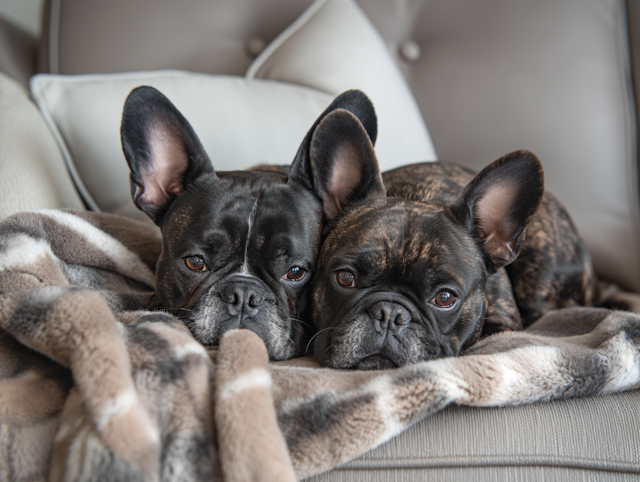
1, 209, 640, 482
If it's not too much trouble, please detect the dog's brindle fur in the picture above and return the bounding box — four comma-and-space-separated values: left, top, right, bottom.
310, 96, 598, 369
120, 87, 378, 360
382, 162, 596, 330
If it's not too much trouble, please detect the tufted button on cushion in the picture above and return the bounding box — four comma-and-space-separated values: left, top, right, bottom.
398, 40, 421, 62
246, 36, 267, 58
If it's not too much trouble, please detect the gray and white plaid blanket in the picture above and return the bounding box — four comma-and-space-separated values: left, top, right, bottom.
1, 209, 639, 482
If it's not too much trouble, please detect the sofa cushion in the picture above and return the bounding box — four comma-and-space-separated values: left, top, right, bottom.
0, 72, 83, 220
39, 0, 315, 76
247, 0, 437, 171
30, 71, 333, 224
305, 389, 640, 481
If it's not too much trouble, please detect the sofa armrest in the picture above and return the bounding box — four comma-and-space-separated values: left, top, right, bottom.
0, 16, 37, 86
0, 72, 84, 219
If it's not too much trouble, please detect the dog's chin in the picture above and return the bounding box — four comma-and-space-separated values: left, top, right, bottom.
353, 353, 399, 370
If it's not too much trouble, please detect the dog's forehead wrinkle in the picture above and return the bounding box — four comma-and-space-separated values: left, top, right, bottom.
164, 204, 195, 240
248, 198, 321, 270
369, 206, 451, 269
325, 196, 488, 288
220, 184, 256, 211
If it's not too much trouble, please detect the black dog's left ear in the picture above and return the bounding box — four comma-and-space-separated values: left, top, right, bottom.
121, 86, 214, 225
452, 150, 544, 272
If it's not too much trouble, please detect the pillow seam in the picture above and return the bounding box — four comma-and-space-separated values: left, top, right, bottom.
245, 0, 329, 80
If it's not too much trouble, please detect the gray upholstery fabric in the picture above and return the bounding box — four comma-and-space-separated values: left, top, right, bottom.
305, 390, 640, 480
0, 16, 36, 86
309, 467, 640, 481
41, 0, 314, 75
626, 0, 640, 178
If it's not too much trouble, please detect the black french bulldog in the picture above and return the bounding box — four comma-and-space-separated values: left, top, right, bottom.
309, 91, 601, 369
120, 87, 377, 360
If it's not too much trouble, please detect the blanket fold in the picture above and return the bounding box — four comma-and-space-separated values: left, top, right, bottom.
1, 209, 639, 482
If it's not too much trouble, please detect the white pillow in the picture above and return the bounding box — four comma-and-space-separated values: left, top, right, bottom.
30, 71, 333, 224
246, 0, 438, 170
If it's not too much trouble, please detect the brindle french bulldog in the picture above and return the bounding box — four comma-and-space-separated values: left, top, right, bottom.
308, 92, 600, 369
120, 87, 377, 360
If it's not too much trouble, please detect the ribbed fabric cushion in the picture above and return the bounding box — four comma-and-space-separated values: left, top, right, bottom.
309, 467, 637, 481
305, 390, 640, 480
0, 72, 83, 220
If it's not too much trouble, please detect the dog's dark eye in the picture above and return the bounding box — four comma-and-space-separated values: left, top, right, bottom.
431, 290, 456, 307
283, 266, 307, 281
185, 256, 208, 272
336, 270, 356, 288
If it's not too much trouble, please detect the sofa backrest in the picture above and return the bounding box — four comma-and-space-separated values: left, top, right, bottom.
38, 0, 640, 292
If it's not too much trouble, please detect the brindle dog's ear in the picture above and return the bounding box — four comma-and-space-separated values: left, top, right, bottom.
453, 150, 544, 273
289, 90, 385, 221
121, 86, 214, 225
308, 109, 385, 220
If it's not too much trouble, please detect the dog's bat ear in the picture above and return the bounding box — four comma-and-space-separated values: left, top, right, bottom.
308, 108, 385, 220
452, 150, 544, 273
289, 90, 384, 220
289, 90, 377, 190
120, 86, 214, 225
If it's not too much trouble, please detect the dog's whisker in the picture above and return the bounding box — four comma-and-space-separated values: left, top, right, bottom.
320, 343, 334, 360
161, 306, 197, 323
305, 327, 338, 355
164, 307, 194, 314
289, 317, 313, 330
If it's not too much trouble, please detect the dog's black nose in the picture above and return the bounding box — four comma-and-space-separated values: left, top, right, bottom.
368, 301, 411, 334
220, 283, 265, 316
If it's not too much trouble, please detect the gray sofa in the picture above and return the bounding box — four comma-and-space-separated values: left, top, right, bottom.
1, 0, 639, 479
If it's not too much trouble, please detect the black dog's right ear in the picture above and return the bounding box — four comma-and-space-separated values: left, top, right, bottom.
120, 86, 214, 225
289, 90, 385, 220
